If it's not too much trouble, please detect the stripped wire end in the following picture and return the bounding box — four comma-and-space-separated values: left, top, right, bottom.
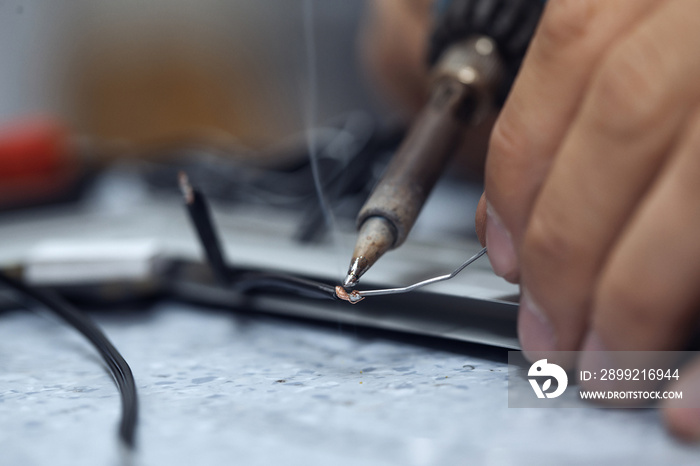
178, 171, 194, 205
335, 285, 365, 304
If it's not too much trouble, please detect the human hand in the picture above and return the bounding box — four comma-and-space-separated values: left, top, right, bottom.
475, 0, 700, 439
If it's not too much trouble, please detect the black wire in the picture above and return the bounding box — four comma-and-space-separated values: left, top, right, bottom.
179, 172, 339, 301
229, 271, 338, 300
0, 272, 138, 449
180, 172, 230, 286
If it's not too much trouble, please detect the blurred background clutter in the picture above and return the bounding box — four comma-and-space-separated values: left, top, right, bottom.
1, 0, 483, 242
0, 0, 379, 148
1, 0, 419, 235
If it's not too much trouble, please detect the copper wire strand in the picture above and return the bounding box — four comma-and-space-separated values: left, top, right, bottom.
335, 285, 364, 304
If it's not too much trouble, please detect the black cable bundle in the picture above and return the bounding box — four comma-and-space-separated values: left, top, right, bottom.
0, 272, 138, 449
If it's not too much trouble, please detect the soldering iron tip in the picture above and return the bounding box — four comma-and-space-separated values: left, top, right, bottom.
343, 273, 358, 289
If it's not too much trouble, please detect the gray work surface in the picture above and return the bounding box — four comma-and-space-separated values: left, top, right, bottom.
2, 303, 699, 466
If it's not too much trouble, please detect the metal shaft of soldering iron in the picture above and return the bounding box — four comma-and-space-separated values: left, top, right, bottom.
344, 37, 503, 288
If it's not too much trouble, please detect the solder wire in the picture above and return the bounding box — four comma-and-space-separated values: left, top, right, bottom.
358, 247, 487, 297
335, 247, 488, 304
0, 272, 138, 449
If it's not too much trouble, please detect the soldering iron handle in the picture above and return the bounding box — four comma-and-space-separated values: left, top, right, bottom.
357, 34, 504, 248
356, 80, 467, 247
429, 0, 545, 104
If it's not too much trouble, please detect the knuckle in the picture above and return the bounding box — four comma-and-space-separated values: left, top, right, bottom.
522, 207, 580, 271
537, 0, 598, 49
588, 33, 669, 136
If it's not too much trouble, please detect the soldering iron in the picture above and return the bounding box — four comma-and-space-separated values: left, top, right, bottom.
344, 0, 545, 288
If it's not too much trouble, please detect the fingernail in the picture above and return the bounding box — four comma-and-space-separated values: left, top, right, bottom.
518, 288, 557, 359
485, 202, 518, 281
